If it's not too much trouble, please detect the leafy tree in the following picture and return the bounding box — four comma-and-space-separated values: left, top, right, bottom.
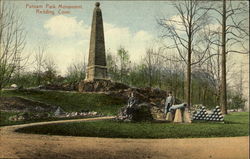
228, 94, 246, 111
117, 47, 131, 83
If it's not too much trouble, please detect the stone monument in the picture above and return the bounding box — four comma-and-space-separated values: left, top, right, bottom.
78, 2, 129, 92
85, 2, 108, 81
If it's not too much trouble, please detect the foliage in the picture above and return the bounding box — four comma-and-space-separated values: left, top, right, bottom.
228, 93, 246, 110
107, 47, 220, 107
8, 71, 65, 88
8, 72, 37, 88
16, 112, 249, 138
65, 58, 86, 84
116, 47, 131, 83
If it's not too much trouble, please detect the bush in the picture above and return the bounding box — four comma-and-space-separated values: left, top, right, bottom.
228, 94, 246, 111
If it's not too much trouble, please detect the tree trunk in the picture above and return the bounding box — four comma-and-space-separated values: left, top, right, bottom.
186, 48, 192, 109
217, 42, 221, 106
220, 0, 228, 114
203, 87, 207, 105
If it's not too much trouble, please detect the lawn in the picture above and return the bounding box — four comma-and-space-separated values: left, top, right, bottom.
1, 89, 126, 115
16, 112, 249, 138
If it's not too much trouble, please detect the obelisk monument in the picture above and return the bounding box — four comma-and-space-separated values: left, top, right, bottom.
85, 2, 108, 81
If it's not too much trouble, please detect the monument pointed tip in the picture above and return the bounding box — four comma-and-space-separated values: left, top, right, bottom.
95, 2, 100, 7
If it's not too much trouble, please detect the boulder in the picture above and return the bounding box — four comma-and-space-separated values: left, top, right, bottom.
117, 103, 153, 122
10, 84, 18, 88
54, 106, 66, 116
150, 106, 165, 120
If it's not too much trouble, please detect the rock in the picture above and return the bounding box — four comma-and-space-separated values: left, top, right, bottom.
10, 84, 18, 88
34, 106, 45, 111
22, 112, 30, 120
39, 83, 78, 91
150, 106, 165, 120
117, 103, 153, 122
79, 79, 129, 92
9, 115, 17, 121
17, 115, 25, 120
54, 107, 66, 116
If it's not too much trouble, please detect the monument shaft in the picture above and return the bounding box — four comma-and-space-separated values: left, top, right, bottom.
86, 2, 107, 81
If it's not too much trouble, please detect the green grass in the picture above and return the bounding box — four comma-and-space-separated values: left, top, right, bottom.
0, 89, 125, 126
1, 90, 126, 115
16, 112, 249, 138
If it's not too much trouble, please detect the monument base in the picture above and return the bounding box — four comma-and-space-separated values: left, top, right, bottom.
85, 65, 108, 81
78, 79, 129, 92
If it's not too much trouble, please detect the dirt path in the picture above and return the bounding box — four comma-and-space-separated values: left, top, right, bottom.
0, 117, 249, 159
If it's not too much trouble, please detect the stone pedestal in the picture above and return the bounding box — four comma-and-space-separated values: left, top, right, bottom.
86, 65, 108, 81
173, 109, 183, 123
183, 110, 191, 123
166, 112, 173, 121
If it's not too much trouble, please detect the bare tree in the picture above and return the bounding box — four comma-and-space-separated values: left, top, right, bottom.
0, 1, 26, 89
66, 55, 86, 83
157, 1, 212, 109
33, 44, 46, 85
143, 47, 162, 88
204, 0, 249, 114
43, 57, 57, 84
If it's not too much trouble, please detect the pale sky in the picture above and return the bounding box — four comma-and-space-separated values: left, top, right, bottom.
8, 1, 248, 74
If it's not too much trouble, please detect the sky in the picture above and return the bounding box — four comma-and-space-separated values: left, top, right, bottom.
7, 1, 248, 73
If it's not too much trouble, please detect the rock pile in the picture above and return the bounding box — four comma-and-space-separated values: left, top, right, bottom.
79, 79, 129, 92
8, 112, 51, 121
116, 100, 168, 122
116, 103, 154, 122
39, 83, 78, 91
64, 111, 98, 117
79, 79, 182, 108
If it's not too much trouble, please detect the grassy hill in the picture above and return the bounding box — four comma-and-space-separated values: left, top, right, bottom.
1, 89, 126, 114
0, 89, 126, 126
